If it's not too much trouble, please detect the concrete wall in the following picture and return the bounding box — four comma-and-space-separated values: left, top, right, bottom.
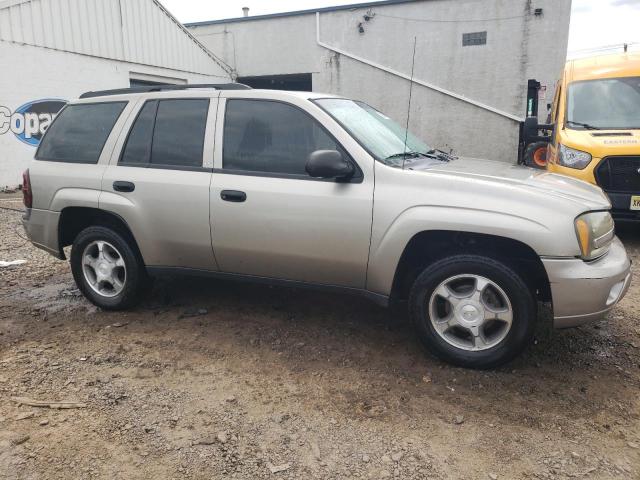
0, 41, 228, 187
189, 0, 571, 163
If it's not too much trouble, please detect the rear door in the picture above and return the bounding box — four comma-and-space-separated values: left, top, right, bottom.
100, 94, 218, 270
209, 92, 374, 288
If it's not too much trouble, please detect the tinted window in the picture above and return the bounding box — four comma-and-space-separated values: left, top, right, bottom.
120, 100, 157, 165
223, 99, 340, 175
151, 99, 209, 167
36, 102, 126, 163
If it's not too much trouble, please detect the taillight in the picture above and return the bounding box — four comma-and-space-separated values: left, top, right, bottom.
22, 169, 32, 208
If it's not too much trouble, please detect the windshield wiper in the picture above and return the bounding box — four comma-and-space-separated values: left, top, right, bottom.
385, 150, 453, 166
426, 149, 456, 162
566, 120, 600, 130
385, 151, 422, 160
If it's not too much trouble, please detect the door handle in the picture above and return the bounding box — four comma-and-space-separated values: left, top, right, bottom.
220, 190, 246, 202
113, 181, 135, 193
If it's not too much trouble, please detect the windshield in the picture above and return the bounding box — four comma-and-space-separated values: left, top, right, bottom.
314, 98, 432, 166
566, 76, 640, 130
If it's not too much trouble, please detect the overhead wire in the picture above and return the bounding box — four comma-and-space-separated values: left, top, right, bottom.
570, 42, 639, 53
374, 12, 528, 23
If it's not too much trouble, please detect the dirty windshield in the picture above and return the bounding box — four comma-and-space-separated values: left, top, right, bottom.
567, 76, 640, 130
314, 98, 432, 166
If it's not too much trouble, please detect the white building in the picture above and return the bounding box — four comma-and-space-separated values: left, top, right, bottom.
0, 0, 572, 187
0, 0, 232, 187
188, 0, 571, 163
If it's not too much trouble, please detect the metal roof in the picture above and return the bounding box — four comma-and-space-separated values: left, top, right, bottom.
0, 0, 232, 77
185, 0, 423, 27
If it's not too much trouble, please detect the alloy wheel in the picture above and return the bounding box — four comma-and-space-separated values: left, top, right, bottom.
81, 240, 127, 298
428, 274, 513, 351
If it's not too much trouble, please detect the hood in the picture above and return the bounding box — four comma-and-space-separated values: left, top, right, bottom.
562, 128, 640, 155
410, 156, 611, 210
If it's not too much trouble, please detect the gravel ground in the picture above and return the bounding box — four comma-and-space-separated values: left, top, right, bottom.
1, 191, 639, 480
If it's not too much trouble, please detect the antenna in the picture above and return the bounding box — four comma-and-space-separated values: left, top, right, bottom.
402, 36, 418, 170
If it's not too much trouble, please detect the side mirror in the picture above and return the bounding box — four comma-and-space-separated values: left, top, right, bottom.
305, 150, 354, 180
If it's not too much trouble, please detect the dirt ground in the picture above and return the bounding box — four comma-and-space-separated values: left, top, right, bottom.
0, 191, 639, 480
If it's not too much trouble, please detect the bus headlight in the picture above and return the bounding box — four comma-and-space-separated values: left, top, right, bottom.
559, 144, 592, 169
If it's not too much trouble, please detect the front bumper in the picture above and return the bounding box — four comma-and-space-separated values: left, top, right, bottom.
542, 237, 631, 328
607, 192, 640, 222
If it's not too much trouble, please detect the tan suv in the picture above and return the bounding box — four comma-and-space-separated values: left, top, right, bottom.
22, 84, 632, 368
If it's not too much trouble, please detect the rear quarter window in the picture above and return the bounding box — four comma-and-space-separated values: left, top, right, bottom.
36, 102, 127, 164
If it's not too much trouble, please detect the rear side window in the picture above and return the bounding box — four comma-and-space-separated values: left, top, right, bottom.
36, 102, 126, 163
223, 99, 341, 175
120, 98, 209, 168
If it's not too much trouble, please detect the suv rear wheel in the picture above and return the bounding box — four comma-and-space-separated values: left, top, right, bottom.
409, 255, 536, 369
70, 226, 146, 310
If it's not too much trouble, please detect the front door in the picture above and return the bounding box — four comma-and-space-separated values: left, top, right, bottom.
209, 96, 374, 288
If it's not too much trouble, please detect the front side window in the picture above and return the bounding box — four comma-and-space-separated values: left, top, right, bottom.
36, 102, 127, 163
120, 98, 209, 168
223, 99, 341, 175
566, 76, 640, 130
314, 98, 431, 166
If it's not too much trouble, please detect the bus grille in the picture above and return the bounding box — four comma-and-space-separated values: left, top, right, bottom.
595, 156, 640, 193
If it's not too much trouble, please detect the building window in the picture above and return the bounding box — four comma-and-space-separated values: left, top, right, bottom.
129, 72, 186, 87
237, 73, 312, 92
462, 31, 487, 46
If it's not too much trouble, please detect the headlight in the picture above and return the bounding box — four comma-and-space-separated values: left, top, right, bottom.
558, 144, 592, 169
574, 211, 614, 261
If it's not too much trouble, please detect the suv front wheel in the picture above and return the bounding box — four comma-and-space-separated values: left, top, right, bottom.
409, 255, 536, 369
70, 226, 146, 310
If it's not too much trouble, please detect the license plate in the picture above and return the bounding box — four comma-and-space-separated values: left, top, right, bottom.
631, 196, 640, 211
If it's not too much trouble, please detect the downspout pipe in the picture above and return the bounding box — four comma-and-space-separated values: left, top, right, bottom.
315, 12, 523, 123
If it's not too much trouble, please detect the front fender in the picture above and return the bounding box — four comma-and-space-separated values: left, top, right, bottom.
366, 205, 553, 296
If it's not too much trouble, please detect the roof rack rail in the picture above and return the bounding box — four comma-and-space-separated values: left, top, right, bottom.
79, 83, 251, 99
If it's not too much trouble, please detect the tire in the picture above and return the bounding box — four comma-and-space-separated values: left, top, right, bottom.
70, 226, 146, 310
523, 141, 548, 169
409, 255, 536, 369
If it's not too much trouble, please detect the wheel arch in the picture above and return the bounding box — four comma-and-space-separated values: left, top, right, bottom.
57, 207, 144, 263
388, 230, 552, 304
367, 206, 554, 296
